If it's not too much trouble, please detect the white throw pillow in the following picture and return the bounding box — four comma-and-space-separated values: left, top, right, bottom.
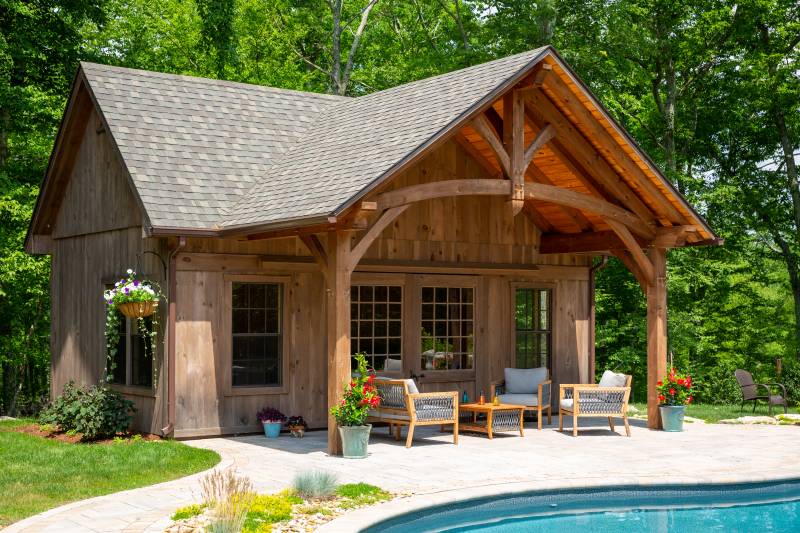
598, 370, 628, 388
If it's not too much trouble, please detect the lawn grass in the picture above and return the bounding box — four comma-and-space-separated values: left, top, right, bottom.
0, 419, 220, 527
630, 402, 799, 423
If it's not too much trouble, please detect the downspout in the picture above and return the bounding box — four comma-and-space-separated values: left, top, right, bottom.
588, 256, 609, 384
162, 236, 186, 437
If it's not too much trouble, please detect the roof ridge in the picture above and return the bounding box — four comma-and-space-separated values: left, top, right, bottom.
79, 61, 350, 101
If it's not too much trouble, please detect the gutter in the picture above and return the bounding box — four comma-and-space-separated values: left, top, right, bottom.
588, 256, 610, 384
162, 236, 186, 437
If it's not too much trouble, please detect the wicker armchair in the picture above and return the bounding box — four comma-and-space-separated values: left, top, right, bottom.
490, 367, 552, 430
559, 371, 632, 437
367, 378, 459, 448
734, 369, 788, 415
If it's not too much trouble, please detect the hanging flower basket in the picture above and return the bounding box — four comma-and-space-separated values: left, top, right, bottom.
117, 300, 158, 319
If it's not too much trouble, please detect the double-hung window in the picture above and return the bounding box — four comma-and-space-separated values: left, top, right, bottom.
514, 287, 551, 369
232, 282, 283, 387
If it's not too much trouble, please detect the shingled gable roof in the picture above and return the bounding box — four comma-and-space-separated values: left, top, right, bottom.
79, 63, 348, 229
29, 46, 717, 244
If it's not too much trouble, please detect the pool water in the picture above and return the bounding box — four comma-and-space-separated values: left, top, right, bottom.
365, 480, 800, 532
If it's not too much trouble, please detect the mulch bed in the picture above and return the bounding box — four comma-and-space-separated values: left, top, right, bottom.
9, 424, 161, 445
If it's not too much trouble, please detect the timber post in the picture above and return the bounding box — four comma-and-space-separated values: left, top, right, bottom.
326, 230, 353, 455
646, 247, 668, 429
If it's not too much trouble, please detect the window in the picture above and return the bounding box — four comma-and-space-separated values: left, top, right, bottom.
350, 285, 403, 372
232, 283, 282, 387
515, 288, 551, 369
107, 312, 153, 389
421, 287, 474, 371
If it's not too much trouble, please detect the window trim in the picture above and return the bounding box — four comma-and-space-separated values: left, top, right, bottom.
223, 274, 290, 396
351, 273, 407, 377
510, 282, 555, 373
413, 274, 480, 380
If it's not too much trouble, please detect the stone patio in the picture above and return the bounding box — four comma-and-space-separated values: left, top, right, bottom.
5, 418, 800, 533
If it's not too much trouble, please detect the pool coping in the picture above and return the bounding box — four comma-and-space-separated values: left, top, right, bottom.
317, 473, 800, 532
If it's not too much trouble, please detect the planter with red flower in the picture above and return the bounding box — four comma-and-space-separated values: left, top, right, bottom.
657, 368, 694, 432
329, 353, 380, 458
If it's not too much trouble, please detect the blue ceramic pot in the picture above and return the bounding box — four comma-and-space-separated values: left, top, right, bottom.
262, 421, 282, 438
659, 405, 686, 432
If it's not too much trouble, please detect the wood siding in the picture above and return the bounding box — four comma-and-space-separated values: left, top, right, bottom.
49, 108, 166, 433
172, 140, 591, 437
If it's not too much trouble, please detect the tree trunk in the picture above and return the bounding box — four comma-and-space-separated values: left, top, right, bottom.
330, 0, 343, 95
0, 105, 9, 169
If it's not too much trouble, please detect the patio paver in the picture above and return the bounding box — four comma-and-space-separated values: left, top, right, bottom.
5, 419, 800, 533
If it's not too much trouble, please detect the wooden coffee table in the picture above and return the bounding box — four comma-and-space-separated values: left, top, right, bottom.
459, 403, 525, 439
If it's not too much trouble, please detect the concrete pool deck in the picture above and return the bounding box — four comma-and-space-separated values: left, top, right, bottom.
5, 418, 800, 532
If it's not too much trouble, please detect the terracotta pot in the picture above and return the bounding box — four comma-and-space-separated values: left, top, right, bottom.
117, 300, 158, 319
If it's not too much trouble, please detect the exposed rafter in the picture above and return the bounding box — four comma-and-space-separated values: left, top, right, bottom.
471, 113, 510, 175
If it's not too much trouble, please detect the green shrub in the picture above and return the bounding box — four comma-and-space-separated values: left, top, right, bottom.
39, 382, 135, 440
171, 503, 206, 521
780, 360, 800, 406
691, 363, 741, 404
292, 470, 338, 500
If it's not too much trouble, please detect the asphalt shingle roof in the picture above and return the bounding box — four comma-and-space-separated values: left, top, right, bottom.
81, 63, 348, 228
81, 48, 548, 231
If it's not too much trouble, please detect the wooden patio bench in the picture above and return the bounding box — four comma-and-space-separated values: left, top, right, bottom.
367, 378, 459, 448
559, 371, 632, 437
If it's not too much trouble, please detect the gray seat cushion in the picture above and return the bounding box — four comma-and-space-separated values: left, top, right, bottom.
504, 367, 548, 394
598, 370, 627, 388
497, 393, 538, 406
560, 397, 603, 411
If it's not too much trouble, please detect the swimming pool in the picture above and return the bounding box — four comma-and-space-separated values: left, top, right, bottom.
364, 479, 800, 532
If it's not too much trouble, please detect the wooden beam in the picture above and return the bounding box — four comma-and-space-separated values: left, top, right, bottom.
522, 202, 554, 233
348, 206, 409, 271
454, 132, 503, 178
540, 230, 629, 254
523, 92, 659, 227
607, 219, 655, 285
326, 230, 353, 455
524, 182, 655, 239
471, 113, 511, 176
526, 164, 594, 232
377, 179, 510, 210
651, 225, 697, 248
299, 234, 329, 280
614, 250, 650, 291
533, 63, 552, 87
646, 247, 668, 429
523, 123, 555, 169
510, 89, 526, 214
540, 74, 686, 223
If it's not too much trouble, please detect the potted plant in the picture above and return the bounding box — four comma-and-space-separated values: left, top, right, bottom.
657, 367, 694, 432
257, 407, 286, 438
104, 269, 161, 319
330, 353, 380, 458
287, 416, 307, 438
103, 269, 163, 383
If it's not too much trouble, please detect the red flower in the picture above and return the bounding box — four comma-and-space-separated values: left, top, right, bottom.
367, 374, 376, 384
686, 382, 691, 389
669, 388, 676, 395
669, 375, 676, 383
658, 394, 665, 402
687, 395, 693, 404
657, 380, 663, 386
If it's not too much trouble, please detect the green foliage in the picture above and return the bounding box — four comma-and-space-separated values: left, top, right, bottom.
242, 490, 301, 532
292, 470, 338, 500
0, 418, 220, 526
335, 483, 391, 508
329, 353, 379, 426
171, 503, 207, 521
39, 382, 135, 440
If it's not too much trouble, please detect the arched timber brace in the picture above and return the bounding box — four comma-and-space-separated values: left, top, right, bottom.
320, 205, 410, 455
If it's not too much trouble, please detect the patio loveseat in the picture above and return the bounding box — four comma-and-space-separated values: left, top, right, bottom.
367, 378, 459, 448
